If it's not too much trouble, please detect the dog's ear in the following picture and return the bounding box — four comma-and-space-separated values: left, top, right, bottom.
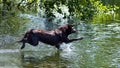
59, 27, 66, 33
67, 24, 74, 28
59, 24, 68, 32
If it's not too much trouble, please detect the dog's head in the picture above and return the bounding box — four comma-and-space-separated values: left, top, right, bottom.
59, 24, 76, 35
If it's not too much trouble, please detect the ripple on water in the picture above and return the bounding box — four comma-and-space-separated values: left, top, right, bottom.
0, 49, 20, 53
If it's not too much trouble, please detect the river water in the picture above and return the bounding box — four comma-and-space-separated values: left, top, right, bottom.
0, 13, 120, 68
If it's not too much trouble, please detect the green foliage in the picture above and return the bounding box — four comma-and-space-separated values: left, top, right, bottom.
0, 15, 28, 35
16, 0, 40, 13
0, 0, 2, 3
91, 1, 119, 23
0, 0, 119, 21
93, 1, 119, 14
38, 0, 119, 20
34, 0, 94, 20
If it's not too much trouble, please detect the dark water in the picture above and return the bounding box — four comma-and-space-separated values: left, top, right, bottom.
0, 13, 120, 68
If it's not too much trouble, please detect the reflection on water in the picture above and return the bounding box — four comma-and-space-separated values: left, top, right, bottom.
21, 51, 71, 68
1, 13, 120, 68
0, 49, 21, 68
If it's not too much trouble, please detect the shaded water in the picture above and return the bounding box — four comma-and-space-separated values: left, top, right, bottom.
1, 13, 120, 68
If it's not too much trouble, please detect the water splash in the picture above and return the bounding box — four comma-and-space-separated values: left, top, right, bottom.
20, 14, 46, 29
61, 43, 72, 52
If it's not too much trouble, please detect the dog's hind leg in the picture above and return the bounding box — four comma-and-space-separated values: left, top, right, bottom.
31, 35, 39, 46
21, 42, 25, 49
20, 38, 27, 49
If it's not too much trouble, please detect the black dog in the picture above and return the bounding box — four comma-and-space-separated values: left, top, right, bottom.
17, 24, 83, 49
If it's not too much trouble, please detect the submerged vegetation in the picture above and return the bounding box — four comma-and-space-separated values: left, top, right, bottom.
0, 0, 119, 21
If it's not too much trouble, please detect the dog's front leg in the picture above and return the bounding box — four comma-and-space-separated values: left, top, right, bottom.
65, 37, 83, 43
55, 44, 61, 49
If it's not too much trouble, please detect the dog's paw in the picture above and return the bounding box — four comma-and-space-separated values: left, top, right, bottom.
78, 37, 83, 40
21, 45, 25, 49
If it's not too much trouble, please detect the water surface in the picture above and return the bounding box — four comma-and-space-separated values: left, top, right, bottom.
0, 14, 120, 68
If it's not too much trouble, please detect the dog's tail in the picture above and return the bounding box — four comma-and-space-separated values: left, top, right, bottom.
16, 38, 27, 43
16, 39, 23, 43
17, 30, 28, 42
